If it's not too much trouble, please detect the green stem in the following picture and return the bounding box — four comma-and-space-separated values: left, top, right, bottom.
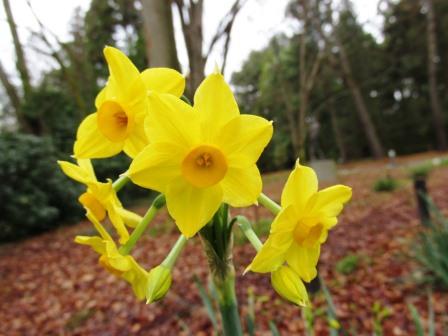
236, 216, 262, 251
161, 235, 188, 269
112, 175, 130, 192
213, 270, 243, 336
181, 94, 192, 105
257, 193, 281, 215
119, 194, 165, 254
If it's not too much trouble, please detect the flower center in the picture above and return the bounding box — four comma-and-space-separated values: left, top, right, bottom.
78, 192, 106, 221
97, 101, 131, 142
99, 256, 124, 276
293, 220, 324, 248
181, 145, 228, 188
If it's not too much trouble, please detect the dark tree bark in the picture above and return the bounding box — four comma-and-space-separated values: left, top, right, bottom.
141, 0, 181, 70
336, 40, 385, 158
0, 61, 30, 132
174, 0, 246, 95
328, 94, 347, 162
3, 0, 32, 99
174, 0, 205, 94
425, 0, 447, 150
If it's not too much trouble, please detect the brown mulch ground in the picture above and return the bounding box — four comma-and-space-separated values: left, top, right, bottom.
1, 152, 448, 335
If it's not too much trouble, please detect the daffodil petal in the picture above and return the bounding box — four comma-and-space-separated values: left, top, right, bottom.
286, 243, 320, 283
122, 258, 148, 300
307, 185, 352, 219
95, 84, 117, 109
270, 205, 298, 235
104, 242, 132, 271
271, 265, 309, 306
215, 115, 273, 168
246, 236, 289, 273
194, 73, 239, 140
77, 159, 97, 181
116, 207, 142, 228
107, 205, 130, 244
123, 120, 149, 158
127, 142, 184, 191
141, 68, 185, 97
165, 178, 223, 238
104, 46, 140, 99
221, 164, 262, 207
74, 113, 123, 159
74, 236, 107, 254
146, 93, 199, 148
281, 163, 318, 211
57, 160, 93, 185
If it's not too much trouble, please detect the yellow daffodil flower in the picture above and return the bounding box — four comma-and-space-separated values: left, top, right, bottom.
75, 211, 148, 300
246, 161, 352, 282
271, 265, 309, 306
58, 159, 142, 244
127, 72, 273, 237
74, 46, 185, 159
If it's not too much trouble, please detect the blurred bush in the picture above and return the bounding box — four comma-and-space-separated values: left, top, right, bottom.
373, 176, 399, 192
0, 133, 83, 242
409, 164, 433, 180
335, 254, 360, 275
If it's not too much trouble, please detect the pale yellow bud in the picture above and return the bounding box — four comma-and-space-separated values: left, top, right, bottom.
271, 265, 309, 307
146, 265, 172, 304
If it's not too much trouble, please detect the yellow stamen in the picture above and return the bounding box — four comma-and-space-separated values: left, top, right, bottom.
181, 145, 227, 188
79, 192, 107, 221
97, 101, 132, 142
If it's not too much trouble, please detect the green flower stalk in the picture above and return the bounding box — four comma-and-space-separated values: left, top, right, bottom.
257, 193, 281, 215
119, 194, 166, 255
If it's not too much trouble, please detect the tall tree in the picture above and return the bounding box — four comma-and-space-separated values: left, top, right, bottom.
140, 0, 180, 70
425, 0, 447, 150
287, 0, 324, 158
2, 0, 32, 100
173, 0, 246, 94
321, 4, 385, 158
0, 60, 27, 130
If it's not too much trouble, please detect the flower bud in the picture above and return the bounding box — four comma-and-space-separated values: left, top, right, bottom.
271, 265, 309, 307
146, 265, 172, 304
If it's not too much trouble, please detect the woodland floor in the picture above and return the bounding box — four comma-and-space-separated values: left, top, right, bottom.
1, 151, 448, 335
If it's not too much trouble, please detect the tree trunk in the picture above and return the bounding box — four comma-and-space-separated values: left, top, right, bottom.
425, 0, 447, 150
337, 41, 385, 158
3, 0, 32, 99
0, 60, 30, 132
328, 95, 347, 162
141, 0, 181, 70
176, 0, 206, 95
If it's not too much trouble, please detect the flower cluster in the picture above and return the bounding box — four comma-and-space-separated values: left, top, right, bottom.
59, 46, 351, 307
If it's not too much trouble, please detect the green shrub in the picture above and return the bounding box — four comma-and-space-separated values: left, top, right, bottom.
409, 164, 433, 179
373, 177, 399, 192
0, 133, 82, 242
335, 254, 360, 275
414, 198, 448, 288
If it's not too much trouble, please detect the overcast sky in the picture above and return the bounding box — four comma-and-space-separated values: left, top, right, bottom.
0, 0, 382, 84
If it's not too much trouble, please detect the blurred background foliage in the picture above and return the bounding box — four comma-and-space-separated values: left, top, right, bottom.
1, 0, 448, 240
